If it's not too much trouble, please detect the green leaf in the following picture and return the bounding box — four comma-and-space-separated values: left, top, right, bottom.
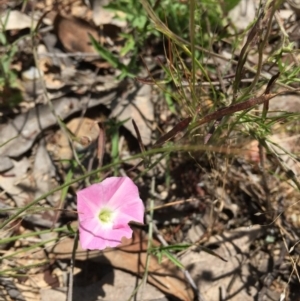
223, 0, 241, 12
120, 35, 135, 56
154, 244, 191, 252
0, 32, 6, 45
89, 33, 119, 68
150, 244, 190, 269
162, 250, 185, 269
66, 223, 77, 234
89, 33, 135, 78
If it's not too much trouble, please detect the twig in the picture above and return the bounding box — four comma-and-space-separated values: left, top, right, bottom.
67, 231, 78, 301
243, 1, 277, 96
38, 52, 100, 58
189, 90, 287, 133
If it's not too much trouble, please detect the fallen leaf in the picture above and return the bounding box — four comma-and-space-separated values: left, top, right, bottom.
53, 14, 101, 54
53, 13, 121, 69
0, 10, 37, 31
111, 84, 154, 145
51, 229, 194, 301
91, 0, 114, 26
32, 143, 60, 225
0, 158, 32, 208
0, 90, 117, 158
47, 117, 100, 166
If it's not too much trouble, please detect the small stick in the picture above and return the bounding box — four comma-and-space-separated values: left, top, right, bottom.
193, 72, 282, 131
153, 117, 192, 147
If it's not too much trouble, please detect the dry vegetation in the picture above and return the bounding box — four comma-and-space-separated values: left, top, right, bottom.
1, 0, 300, 300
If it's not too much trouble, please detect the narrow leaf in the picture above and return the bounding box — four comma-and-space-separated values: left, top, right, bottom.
97, 122, 106, 168
153, 117, 192, 147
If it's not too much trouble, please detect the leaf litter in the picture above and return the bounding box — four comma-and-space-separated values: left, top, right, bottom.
0, 0, 300, 300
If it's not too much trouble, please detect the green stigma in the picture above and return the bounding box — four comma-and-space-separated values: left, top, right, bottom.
98, 208, 113, 224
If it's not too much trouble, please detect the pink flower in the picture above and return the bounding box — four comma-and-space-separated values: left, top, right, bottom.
77, 177, 144, 250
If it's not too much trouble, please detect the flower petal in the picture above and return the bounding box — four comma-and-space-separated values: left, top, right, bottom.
77, 185, 103, 215
79, 217, 133, 250
77, 192, 99, 221
113, 200, 144, 226
77, 177, 144, 250
102, 177, 144, 220
100, 178, 136, 207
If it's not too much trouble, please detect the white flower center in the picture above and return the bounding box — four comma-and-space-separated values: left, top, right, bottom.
98, 208, 114, 224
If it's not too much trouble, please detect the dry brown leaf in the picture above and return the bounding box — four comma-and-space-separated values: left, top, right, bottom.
31, 143, 61, 226
47, 117, 100, 165
33, 143, 56, 196
53, 13, 121, 68
111, 84, 154, 145
53, 14, 101, 54
0, 10, 37, 31
0, 158, 32, 208
0, 155, 57, 226
51, 229, 194, 301
91, 0, 114, 26
91, 0, 127, 27
0, 90, 117, 158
